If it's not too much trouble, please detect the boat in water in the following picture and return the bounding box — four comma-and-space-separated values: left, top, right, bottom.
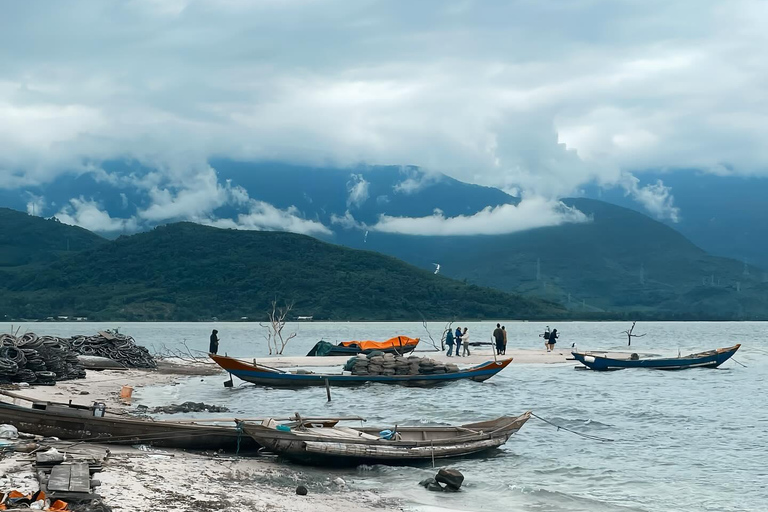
306, 336, 419, 356
571, 344, 741, 371
210, 354, 512, 387
241, 412, 531, 465
0, 390, 258, 451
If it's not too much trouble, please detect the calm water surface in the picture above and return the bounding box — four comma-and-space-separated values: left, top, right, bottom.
8, 321, 767, 512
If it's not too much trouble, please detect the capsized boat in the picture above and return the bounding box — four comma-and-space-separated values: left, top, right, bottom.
211, 354, 512, 387
0, 390, 259, 451
306, 336, 419, 356
241, 412, 531, 465
572, 344, 741, 371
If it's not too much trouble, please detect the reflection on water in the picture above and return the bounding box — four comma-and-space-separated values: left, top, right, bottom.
7, 321, 767, 512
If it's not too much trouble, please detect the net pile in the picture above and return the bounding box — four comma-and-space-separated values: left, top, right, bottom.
68, 331, 156, 369
0, 333, 85, 385
344, 353, 459, 376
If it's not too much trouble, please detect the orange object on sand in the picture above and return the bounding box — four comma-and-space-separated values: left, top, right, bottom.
50, 499, 69, 510
119, 385, 134, 398
338, 336, 419, 352
7, 490, 26, 499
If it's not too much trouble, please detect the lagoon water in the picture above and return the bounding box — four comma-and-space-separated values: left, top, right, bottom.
9, 321, 768, 512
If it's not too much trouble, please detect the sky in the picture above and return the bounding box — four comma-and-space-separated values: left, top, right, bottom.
1, 0, 766, 235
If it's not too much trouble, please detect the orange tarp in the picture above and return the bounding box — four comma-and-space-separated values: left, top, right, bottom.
338, 336, 419, 351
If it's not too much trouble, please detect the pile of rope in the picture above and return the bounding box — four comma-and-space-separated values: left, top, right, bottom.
0, 333, 85, 385
66, 331, 156, 369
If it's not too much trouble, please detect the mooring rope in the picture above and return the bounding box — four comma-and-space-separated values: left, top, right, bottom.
531, 413, 615, 442
731, 358, 747, 368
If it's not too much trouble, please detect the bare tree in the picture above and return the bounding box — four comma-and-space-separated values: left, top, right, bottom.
622, 321, 646, 346
260, 299, 297, 355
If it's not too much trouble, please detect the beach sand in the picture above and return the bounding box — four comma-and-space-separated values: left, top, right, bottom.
0, 359, 399, 511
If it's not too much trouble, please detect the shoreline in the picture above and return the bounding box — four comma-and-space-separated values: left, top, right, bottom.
0, 360, 401, 512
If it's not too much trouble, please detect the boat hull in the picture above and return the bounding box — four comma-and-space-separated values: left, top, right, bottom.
0, 400, 259, 451
243, 412, 530, 466
572, 344, 741, 371
211, 354, 512, 388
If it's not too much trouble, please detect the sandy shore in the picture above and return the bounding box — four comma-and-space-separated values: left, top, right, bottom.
0, 359, 400, 512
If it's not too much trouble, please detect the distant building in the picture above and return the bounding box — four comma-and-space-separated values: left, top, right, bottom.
297, 316, 314, 321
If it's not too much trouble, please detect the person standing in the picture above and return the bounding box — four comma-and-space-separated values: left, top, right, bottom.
445, 328, 455, 357
501, 325, 508, 355
492, 323, 504, 355
454, 326, 463, 357
209, 329, 220, 355
547, 329, 558, 352
461, 327, 471, 356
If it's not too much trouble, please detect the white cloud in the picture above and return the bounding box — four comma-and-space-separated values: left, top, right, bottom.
137, 166, 248, 222
330, 210, 367, 230
369, 197, 590, 236
346, 174, 369, 208
25, 193, 46, 216
393, 167, 443, 195
0, 0, 766, 202
205, 200, 331, 236
55, 198, 138, 233
619, 174, 680, 223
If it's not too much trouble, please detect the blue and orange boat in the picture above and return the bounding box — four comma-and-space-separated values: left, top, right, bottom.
210, 354, 512, 388
572, 344, 741, 371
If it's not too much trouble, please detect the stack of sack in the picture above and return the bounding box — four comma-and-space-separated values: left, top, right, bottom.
344, 352, 460, 376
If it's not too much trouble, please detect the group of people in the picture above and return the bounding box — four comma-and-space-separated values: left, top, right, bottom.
492, 324, 508, 355
444, 326, 471, 356
542, 326, 558, 352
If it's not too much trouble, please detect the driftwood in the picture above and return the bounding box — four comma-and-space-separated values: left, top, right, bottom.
622, 321, 646, 346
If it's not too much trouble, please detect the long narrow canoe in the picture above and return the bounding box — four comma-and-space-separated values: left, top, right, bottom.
572, 344, 741, 371
242, 412, 531, 465
210, 354, 512, 387
0, 393, 258, 452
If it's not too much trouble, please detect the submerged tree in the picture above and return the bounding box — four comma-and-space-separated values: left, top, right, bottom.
260, 299, 297, 355
622, 321, 646, 346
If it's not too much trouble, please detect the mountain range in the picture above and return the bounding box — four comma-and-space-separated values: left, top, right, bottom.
1, 160, 766, 320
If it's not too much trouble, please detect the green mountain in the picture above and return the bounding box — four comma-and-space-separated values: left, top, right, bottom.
350, 199, 768, 319
0, 207, 105, 268
0, 221, 564, 321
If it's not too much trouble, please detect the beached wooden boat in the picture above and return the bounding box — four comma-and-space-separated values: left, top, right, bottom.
0, 391, 259, 451
306, 336, 419, 356
210, 354, 512, 388
572, 344, 741, 371
241, 412, 531, 465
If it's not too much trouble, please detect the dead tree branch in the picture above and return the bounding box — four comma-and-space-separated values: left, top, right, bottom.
622, 321, 647, 346
261, 299, 297, 355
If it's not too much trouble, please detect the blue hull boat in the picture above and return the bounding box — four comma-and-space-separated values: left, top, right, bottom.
572, 344, 741, 371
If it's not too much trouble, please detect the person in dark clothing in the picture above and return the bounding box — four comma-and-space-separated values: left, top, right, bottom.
547, 329, 558, 352
454, 327, 463, 356
501, 325, 508, 355
445, 328, 455, 357
209, 329, 219, 354
492, 323, 504, 355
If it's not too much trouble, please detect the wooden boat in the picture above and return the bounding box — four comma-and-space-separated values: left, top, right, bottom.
241, 412, 531, 465
0, 391, 259, 451
571, 344, 741, 371
306, 336, 419, 356
211, 354, 512, 388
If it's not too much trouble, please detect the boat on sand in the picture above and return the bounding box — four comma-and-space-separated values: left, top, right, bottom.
241, 412, 531, 465
210, 354, 512, 387
571, 344, 741, 371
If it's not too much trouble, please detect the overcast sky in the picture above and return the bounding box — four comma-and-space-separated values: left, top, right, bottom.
1, 0, 765, 233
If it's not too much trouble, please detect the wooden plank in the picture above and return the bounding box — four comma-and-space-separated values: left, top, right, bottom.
47, 465, 72, 492
69, 463, 91, 493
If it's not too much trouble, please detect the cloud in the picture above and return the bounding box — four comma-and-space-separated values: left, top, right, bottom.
619, 174, 680, 223
204, 200, 332, 236
55, 197, 138, 233
1, 0, 767, 203
25, 193, 46, 216
393, 167, 443, 195
137, 166, 248, 222
369, 197, 590, 236
346, 174, 369, 208
330, 210, 367, 230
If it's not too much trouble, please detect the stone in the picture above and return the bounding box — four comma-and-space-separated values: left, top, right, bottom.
296, 485, 308, 496
333, 477, 346, 487
435, 468, 464, 490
